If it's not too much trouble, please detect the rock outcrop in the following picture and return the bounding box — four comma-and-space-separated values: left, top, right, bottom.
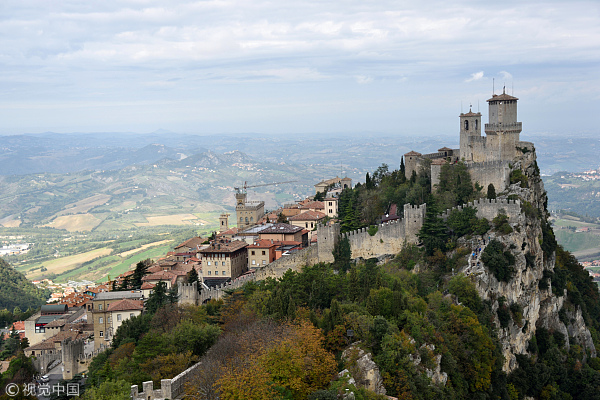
462, 148, 596, 372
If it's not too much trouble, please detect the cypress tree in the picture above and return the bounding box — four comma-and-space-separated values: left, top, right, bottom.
487, 183, 497, 199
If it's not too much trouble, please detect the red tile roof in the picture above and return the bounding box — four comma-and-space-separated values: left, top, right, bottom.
287, 210, 326, 221
107, 299, 144, 312
175, 236, 206, 250
200, 240, 247, 254
140, 282, 155, 290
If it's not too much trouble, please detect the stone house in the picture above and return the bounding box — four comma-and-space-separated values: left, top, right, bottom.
91, 291, 144, 351
199, 240, 248, 287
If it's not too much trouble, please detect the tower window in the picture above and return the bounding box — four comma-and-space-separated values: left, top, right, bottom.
464, 120, 469, 130
475, 120, 478, 130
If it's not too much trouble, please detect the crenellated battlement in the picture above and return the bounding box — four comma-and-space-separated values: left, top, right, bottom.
440, 197, 521, 224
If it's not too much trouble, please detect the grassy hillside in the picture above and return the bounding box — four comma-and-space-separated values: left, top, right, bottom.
0, 258, 50, 311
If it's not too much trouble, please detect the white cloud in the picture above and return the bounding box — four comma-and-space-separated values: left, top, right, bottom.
355, 75, 373, 84
466, 71, 485, 82
0, 0, 598, 133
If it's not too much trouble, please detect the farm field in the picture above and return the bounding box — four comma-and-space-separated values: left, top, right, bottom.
43, 213, 103, 232
21, 247, 113, 280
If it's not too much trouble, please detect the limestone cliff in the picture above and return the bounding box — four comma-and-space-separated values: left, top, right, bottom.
462, 146, 597, 373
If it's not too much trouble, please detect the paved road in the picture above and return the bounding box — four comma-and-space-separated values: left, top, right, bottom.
36, 362, 64, 400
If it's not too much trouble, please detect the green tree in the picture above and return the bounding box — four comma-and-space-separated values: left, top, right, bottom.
487, 183, 496, 199
131, 259, 151, 290
417, 197, 448, 256
146, 282, 168, 314
80, 379, 130, 400
332, 235, 352, 272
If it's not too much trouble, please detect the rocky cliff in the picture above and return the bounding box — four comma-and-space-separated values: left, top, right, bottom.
464, 147, 597, 373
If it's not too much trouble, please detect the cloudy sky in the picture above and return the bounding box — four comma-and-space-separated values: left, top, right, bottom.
1, 0, 599, 136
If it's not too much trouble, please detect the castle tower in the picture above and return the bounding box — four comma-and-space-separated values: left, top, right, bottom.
403, 151, 422, 180
459, 108, 482, 162
219, 213, 230, 233
485, 88, 521, 160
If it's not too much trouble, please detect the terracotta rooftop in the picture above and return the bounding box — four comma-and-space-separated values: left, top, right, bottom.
175, 236, 206, 250
107, 299, 144, 312
219, 227, 239, 236
11, 321, 24, 331
140, 282, 156, 290
248, 239, 279, 248
300, 201, 324, 210
487, 92, 518, 102
287, 210, 327, 221
200, 240, 248, 254
404, 151, 422, 156
438, 147, 453, 151
258, 223, 304, 234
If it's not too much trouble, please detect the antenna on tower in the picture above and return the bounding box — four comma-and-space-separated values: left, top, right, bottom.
493, 78, 495, 95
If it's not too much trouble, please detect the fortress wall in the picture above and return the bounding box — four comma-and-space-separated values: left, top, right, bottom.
316, 223, 340, 263
178, 282, 198, 305
254, 245, 319, 280
62, 337, 85, 380
344, 219, 407, 259
441, 198, 521, 224
467, 160, 511, 193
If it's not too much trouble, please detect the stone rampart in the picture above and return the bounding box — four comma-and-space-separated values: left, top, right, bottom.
440, 198, 521, 224
466, 160, 511, 193
318, 203, 425, 260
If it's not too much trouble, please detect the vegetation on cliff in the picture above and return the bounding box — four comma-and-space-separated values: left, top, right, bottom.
0, 258, 50, 312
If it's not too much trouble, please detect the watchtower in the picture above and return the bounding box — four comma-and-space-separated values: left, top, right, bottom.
485, 88, 522, 161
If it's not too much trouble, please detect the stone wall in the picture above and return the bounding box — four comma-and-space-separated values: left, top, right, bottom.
466, 160, 511, 194
440, 198, 521, 224
62, 337, 84, 380
318, 203, 425, 260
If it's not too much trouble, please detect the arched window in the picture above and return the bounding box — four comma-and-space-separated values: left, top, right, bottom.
464, 120, 469, 130
245, 217, 248, 223
475, 120, 478, 130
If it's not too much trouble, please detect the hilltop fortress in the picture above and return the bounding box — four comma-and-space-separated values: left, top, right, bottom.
405, 88, 533, 195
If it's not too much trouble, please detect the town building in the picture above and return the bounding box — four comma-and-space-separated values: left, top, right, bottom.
199, 239, 248, 287
287, 210, 326, 240
257, 223, 309, 247
91, 291, 144, 351
235, 192, 265, 230
247, 239, 277, 269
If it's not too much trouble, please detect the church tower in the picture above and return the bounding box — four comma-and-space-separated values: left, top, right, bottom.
459, 107, 482, 162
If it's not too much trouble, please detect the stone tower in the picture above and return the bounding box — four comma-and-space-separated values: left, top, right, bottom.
459, 108, 482, 162
219, 213, 230, 233
235, 192, 265, 230
485, 88, 521, 161
459, 88, 522, 163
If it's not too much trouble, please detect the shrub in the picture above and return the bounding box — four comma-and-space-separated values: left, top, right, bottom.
492, 213, 513, 234
481, 240, 516, 282
367, 225, 379, 236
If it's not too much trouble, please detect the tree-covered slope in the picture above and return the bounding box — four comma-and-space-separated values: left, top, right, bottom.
0, 258, 49, 311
